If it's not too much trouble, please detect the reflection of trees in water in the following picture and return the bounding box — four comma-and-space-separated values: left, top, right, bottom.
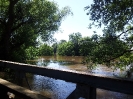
36, 59, 51, 66
57, 60, 77, 66
27, 57, 79, 67
27, 59, 51, 66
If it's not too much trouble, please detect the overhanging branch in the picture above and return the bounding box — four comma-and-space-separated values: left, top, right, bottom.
107, 49, 133, 63
117, 27, 133, 38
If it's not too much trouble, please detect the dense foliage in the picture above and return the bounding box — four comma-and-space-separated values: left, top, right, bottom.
58, 41, 75, 56
38, 44, 53, 56
79, 36, 96, 56
0, 0, 71, 62
56, 0, 133, 72
1, 0, 133, 74
85, 0, 133, 70
57, 32, 97, 57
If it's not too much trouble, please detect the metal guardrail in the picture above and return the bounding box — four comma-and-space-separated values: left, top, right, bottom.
0, 60, 133, 99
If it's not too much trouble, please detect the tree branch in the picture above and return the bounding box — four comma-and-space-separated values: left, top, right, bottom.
107, 49, 133, 62
11, 20, 29, 32
117, 27, 133, 38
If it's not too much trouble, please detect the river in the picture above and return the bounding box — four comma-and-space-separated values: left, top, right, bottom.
1, 56, 132, 99
23, 56, 133, 99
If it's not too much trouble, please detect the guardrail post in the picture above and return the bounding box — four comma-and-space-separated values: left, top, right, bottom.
15, 70, 25, 86
67, 83, 96, 99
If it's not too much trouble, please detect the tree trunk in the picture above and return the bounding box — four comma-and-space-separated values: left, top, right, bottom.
0, 0, 16, 60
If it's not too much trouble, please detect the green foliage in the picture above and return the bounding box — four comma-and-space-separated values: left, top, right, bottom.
57, 33, 83, 56
0, 0, 71, 61
9, 46, 39, 62
79, 37, 96, 56
84, 0, 133, 71
52, 42, 58, 55
57, 41, 75, 56
59, 40, 67, 44
114, 53, 133, 70
85, 0, 133, 31
69, 32, 82, 43
25, 46, 39, 60
57, 33, 98, 57
38, 44, 53, 56
69, 32, 82, 56
83, 33, 130, 69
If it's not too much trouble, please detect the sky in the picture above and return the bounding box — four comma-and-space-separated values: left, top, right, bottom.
51, 0, 103, 41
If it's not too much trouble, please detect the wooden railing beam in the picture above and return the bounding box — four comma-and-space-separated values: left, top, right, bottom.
0, 60, 133, 95
0, 78, 50, 99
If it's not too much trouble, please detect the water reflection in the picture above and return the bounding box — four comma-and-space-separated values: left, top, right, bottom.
26, 56, 133, 99
31, 57, 123, 77
32, 75, 76, 99
36, 58, 50, 66
31, 57, 81, 70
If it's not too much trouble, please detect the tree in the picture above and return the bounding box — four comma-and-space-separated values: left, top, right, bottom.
52, 42, 58, 55
59, 39, 67, 44
85, 0, 133, 70
57, 41, 74, 56
79, 36, 96, 56
69, 32, 82, 56
85, 0, 133, 31
25, 46, 39, 60
38, 44, 53, 56
0, 0, 71, 61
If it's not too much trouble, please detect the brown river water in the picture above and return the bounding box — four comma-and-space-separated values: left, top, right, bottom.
2, 56, 133, 99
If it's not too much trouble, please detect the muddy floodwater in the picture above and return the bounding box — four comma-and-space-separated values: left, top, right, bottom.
19, 56, 133, 99
25, 56, 133, 99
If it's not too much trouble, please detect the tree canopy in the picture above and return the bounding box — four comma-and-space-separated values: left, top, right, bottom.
85, 0, 133, 70
69, 32, 82, 56
38, 44, 53, 56
0, 0, 71, 62
85, 0, 133, 31
57, 32, 97, 57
